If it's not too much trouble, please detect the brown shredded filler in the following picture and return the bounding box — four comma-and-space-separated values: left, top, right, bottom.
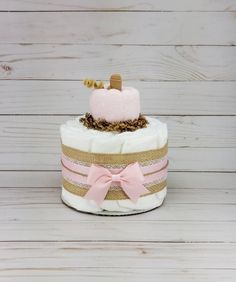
80, 113, 148, 133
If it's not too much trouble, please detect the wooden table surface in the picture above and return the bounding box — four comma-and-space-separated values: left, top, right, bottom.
1, 174, 236, 281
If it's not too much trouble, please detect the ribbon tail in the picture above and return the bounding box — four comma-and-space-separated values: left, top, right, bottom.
121, 182, 149, 203
84, 182, 111, 205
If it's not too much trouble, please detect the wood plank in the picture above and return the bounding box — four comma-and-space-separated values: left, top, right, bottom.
1, 45, 235, 81
0, 220, 235, 243
1, 187, 236, 205
1, 269, 236, 282
161, 115, 236, 147
170, 148, 236, 172
1, 242, 235, 270
0, 12, 235, 45
1, 0, 236, 12
1, 202, 235, 221
1, 80, 236, 115
169, 172, 236, 189
0, 171, 62, 188
1, 171, 235, 189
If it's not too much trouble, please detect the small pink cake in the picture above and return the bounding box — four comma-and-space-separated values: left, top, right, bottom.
90, 87, 140, 122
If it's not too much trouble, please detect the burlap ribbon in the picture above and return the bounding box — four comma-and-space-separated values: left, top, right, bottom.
61, 143, 168, 201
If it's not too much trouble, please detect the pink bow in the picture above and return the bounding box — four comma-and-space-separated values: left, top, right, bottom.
84, 162, 149, 205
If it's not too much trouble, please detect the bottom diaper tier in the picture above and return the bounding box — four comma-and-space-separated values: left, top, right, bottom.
61, 186, 167, 215
60, 116, 168, 215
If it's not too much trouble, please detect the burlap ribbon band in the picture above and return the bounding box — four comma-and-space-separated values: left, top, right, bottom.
61, 142, 168, 165
61, 143, 168, 201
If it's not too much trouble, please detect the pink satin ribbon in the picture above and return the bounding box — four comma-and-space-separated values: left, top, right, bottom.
61, 153, 168, 175
61, 161, 168, 186
84, 162, 149, 205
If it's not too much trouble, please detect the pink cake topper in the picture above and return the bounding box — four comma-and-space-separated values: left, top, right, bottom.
84, 74, 140, 123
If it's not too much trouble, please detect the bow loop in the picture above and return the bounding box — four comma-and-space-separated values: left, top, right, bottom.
87, 164, 112, 185
120, 162, 145, 183
84, 162, 149, 205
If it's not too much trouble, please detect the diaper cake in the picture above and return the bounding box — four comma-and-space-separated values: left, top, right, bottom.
60, 74, 168, 215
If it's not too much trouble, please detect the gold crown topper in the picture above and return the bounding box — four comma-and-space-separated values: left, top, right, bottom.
83, 74, 122, 91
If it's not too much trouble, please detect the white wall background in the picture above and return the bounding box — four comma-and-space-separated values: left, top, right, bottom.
0, 0, 236, 188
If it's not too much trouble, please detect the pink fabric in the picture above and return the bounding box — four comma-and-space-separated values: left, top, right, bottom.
89, 87, 140, 122
62, 154, 89, 174
84, 162, 149, 205
61, 153, 168, 175
61, 160, 168, 186
62, 164, 87, 184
